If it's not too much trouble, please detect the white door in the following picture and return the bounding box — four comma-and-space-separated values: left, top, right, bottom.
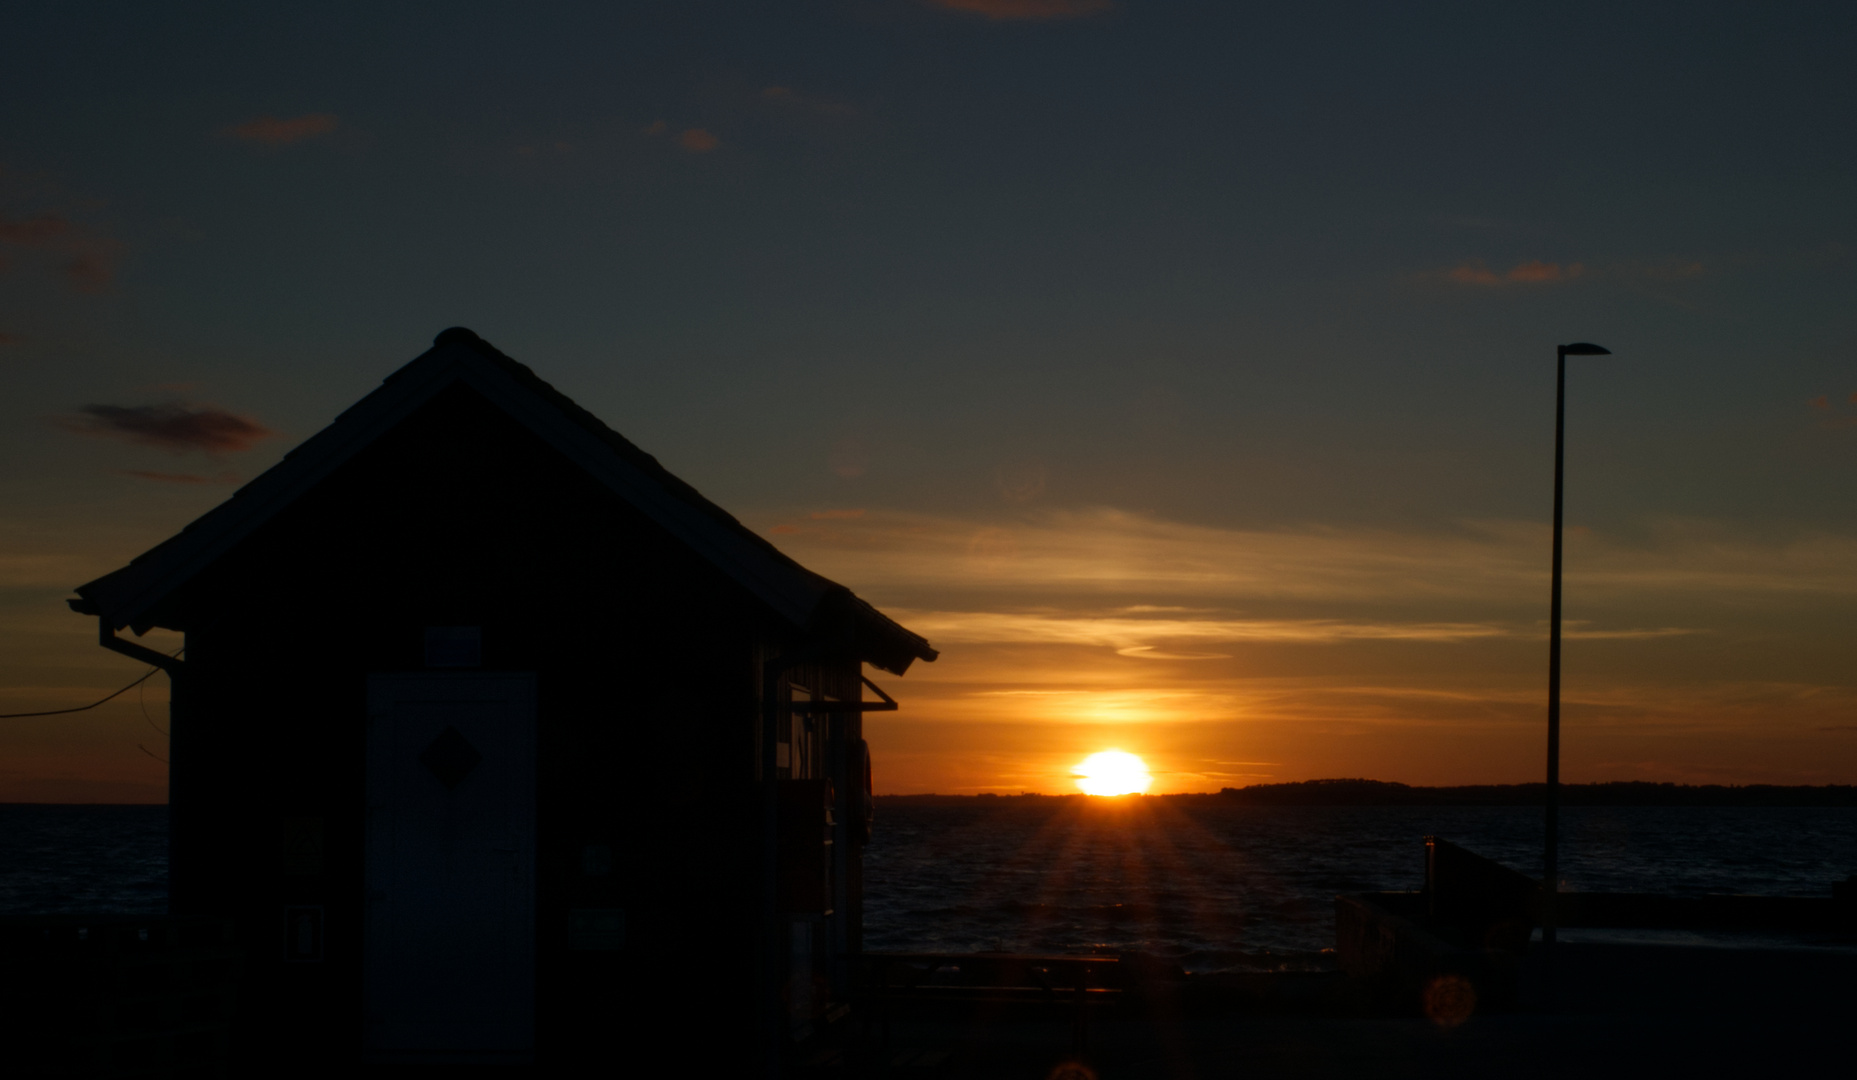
365, 673, 536, 1062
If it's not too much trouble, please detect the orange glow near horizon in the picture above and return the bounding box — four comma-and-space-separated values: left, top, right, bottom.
1074, 750, 1153, 796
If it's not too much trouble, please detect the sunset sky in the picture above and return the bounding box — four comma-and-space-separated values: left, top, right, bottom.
4, 2, 1855, 801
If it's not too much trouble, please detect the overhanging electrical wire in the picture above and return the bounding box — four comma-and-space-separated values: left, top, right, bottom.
0, 647, 185, 718
138, 667, 169, 738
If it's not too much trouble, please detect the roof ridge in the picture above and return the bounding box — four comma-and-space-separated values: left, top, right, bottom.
74, 328, 936, 672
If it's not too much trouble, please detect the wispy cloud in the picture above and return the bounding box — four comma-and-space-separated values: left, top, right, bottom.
925, 0, 1113, 19
120, 469, 242, 485
62, 402, 275, 454
1506, 259, 1580, 282
762, 508, 1857, 614
0, 214, 70, 246
893, 609, 1516, 649
1442, 257, 1710, 289
884, 609, 1697, 656
957, 686, 1247, 726
1447, 262, 1501, 285
677, 128, 720, 153
637, 122, 722, 152
63, 248, 119, 292
223, 113, 339, 145
1560, 625, 1699, 641
0, 212, 121, 293
1447, 258, 1584, 286
1810, 392, 1857, 429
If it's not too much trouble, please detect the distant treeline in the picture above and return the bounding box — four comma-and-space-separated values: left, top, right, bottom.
1214, 779, 1857, 807
876, 780, 1857, 807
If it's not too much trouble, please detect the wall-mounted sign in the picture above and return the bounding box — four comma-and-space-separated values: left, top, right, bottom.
285, 905, 324, 963
570, 908, 624, 951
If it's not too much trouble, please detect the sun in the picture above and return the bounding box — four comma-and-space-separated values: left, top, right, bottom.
1073, 750, 1152, 796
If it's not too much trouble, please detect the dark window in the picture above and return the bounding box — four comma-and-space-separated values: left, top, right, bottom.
424, 626, 482, 668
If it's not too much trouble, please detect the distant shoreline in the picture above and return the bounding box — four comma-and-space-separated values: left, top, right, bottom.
878, 779, 1857, 807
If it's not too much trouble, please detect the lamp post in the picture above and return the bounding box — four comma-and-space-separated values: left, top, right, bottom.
1544, 341, 1611, 960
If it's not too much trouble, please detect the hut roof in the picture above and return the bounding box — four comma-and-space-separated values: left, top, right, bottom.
73, 328, 937, 674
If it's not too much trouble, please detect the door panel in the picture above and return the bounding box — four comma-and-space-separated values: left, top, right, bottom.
365, 673, 536, 1062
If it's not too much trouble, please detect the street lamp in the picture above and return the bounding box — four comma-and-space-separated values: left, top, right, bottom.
1544, 341, 1611, 957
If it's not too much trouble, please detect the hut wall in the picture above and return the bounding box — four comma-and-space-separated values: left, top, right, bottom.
777, 659, 868, 997
163, 383, 798, 1068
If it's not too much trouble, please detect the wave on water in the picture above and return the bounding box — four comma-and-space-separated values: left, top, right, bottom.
0, 804, 168, 916
862, 799, 1857, 973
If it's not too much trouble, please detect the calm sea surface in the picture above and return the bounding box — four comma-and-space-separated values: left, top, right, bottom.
5, 801, 1854, 973
0, 805, 168, 916
861, 799, 1857, 972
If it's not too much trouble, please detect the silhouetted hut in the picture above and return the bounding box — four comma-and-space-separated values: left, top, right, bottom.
68, 328, 936, 1070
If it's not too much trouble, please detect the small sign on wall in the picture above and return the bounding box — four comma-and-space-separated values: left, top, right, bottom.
280, 816, 324, 876
424, 626, 482, 668
570, 908, 625, 951
285, 905, 324, 963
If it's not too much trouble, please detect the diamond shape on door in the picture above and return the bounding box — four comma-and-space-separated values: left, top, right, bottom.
419, 725, 482, 790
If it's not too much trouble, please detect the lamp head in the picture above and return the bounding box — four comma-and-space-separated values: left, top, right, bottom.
1559, 342, 1611, 356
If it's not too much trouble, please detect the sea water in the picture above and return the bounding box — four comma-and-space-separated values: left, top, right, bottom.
4, 800, 1852, 973
0, 804, 168, 915
862, 799, 1857, 971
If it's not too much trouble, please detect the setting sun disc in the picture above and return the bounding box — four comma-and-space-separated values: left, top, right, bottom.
1074, 750, 1152, 796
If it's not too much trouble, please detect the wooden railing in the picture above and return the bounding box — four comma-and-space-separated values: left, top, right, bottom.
862, 952, 1130, 1056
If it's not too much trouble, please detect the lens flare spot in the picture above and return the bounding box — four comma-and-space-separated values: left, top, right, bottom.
1423, 974, 1477, 1028
1073, 750, 1152, 796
